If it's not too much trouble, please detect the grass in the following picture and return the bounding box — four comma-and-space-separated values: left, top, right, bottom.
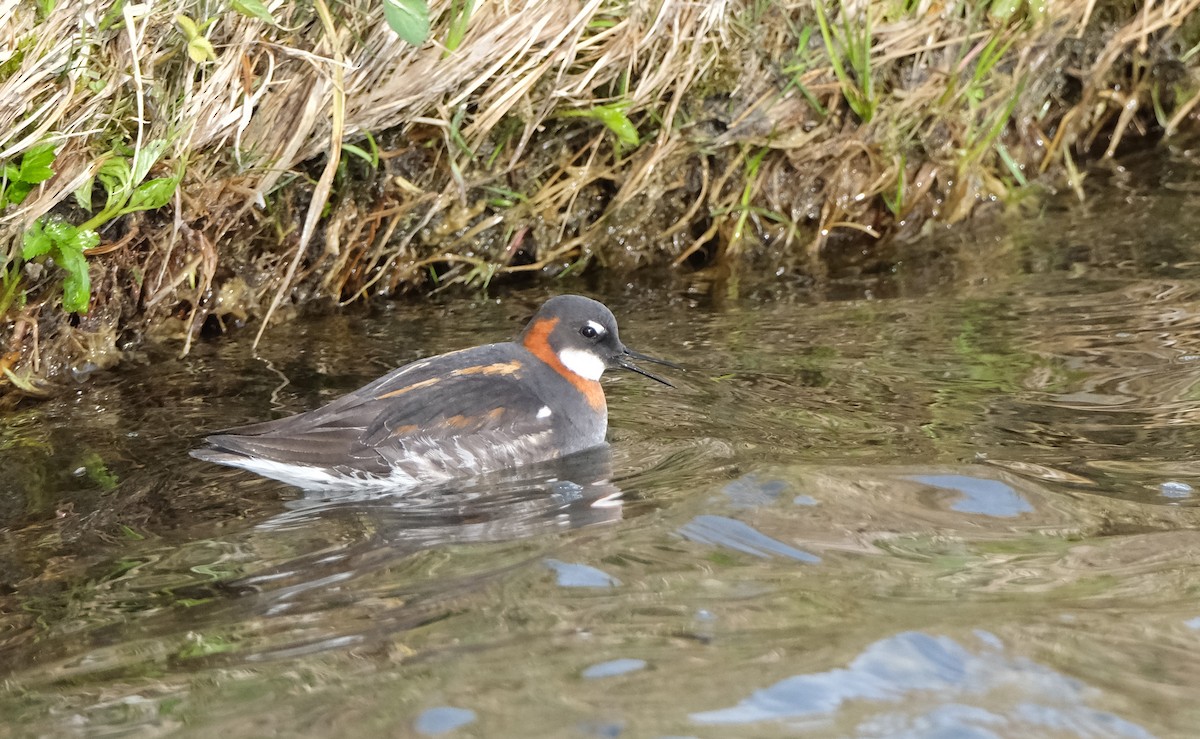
1, 0, 1199, 391
814, 0, 876, 123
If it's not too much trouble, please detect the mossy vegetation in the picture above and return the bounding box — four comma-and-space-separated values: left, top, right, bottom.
1, 0, 1199, 394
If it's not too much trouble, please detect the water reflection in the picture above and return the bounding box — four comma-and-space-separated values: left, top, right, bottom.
581, 657, 647, 679
414, 706, 477, 736
692, 631, 1151, 738
256, 444, 623, 537
196, 447, 625, 664
908, 474, 1035, 517
1, 447, 625, 679
678, 514, 821, 562
544, 559, 621, 587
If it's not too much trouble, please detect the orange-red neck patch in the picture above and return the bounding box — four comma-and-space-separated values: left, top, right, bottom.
522, 317, 605, 411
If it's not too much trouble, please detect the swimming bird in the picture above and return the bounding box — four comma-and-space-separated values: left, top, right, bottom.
191, 295, 677, 490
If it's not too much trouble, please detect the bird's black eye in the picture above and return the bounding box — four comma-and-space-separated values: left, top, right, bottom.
580, 325, 599, 340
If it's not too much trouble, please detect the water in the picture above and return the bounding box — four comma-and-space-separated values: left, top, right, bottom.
5, 150, 1200, 736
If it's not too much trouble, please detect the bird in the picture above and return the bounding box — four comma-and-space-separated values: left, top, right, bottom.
191, 295, 678, 491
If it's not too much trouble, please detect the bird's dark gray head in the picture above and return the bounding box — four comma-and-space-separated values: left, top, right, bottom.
521, 295, 677, 386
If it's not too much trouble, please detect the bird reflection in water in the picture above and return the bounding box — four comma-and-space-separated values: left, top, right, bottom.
172, 446, 626, 663
253, 443, 623, 540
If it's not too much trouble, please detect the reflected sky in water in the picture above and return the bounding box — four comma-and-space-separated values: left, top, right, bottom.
692, 631, 1152, 738
678, 514, 821, 562
544, 558, 621, 588
414, 706, 477, 736
909, 475, 1035, 517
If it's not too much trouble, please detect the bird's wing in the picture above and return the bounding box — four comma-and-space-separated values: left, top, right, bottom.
200, 349, 560, 474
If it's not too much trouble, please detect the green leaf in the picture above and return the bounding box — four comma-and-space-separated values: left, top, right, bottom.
561, 103, 640, 147
21, 220, 52, 259
4, 181, 32, 207
382, 0, 430, 45
231, 0, 277, 25
597, 109, 639, 147
97, 157, 132, 214
989, 0, 1023, 22
190, 562, 234, 579
1, 144, 56, 207
17, 143, 57, 183
98, 156, 131, 190
41, 216, 76, 246
176, 13, 200, 39
342, 143, 377, 168
131, 139, 167, 185
56, 245, 91, 313
70, 227, 100, 253
22, 217, 97, 313
74, 172, 95, 211
124, 177, 177, 214
188, 35, 216, 63
19, 162, 54, 184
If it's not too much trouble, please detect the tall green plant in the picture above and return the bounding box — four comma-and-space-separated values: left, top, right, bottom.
445, 0, 474, 52
814, 1, 876, 122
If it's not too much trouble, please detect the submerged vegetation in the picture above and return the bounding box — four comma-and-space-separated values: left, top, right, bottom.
1, 0, 1199, 393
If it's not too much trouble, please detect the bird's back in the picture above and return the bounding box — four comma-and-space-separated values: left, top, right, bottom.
192, 341, 607, 490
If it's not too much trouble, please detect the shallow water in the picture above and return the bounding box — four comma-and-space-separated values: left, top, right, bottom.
6, 149, 1200, 737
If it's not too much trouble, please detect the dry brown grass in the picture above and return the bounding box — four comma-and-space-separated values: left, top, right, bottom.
1, 0, 1199, 391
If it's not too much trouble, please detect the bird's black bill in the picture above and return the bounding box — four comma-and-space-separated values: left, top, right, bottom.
616, 347, 680, 387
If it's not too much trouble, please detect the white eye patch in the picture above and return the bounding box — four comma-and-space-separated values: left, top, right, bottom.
585, 320, 607, 337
